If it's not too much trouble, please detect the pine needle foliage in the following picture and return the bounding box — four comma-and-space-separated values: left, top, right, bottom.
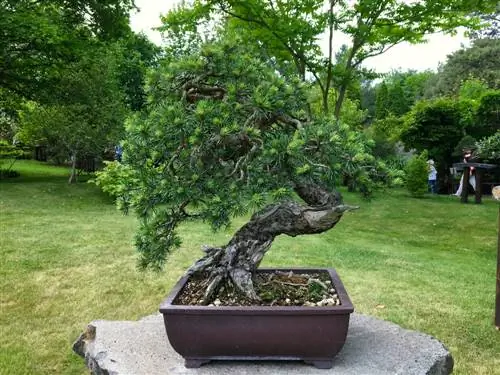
94, 37, 379, 271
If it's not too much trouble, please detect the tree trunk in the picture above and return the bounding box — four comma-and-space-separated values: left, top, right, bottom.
334, 85, 347, 119
187, 183, 357, 304
334, 44, 357, 119
323, 0, 335, 115
68, 152, 78, 184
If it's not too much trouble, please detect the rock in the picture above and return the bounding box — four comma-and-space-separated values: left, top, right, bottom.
324, 298, 336, 306
73, 313, 453, 375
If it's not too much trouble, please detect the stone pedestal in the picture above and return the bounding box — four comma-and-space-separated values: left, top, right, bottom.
73, 313, 453, 375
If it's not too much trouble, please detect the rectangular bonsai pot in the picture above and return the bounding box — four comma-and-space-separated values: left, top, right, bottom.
159, 267, 354, 369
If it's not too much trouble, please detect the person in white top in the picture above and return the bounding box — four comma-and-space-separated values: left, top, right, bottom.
427, 159, 437, 194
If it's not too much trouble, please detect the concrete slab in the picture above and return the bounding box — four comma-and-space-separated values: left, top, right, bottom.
73, 313, 453, 375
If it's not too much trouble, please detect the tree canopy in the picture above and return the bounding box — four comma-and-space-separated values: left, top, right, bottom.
430, 38, 500, 97
2, 0, 160, 182
161, 0, 498, 117
95, 35, 378, 292
0, 0, 135, 102
19, 45, 128, 182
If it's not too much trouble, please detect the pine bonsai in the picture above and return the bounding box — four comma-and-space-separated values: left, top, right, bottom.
95, 38, 378, 305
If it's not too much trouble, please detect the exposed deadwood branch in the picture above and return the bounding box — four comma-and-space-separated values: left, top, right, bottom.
229, 143, 260, 177
275, 113, 304, 129
166, 144, 185, 175
184, 84, 226, 102
229, 155, 248, 177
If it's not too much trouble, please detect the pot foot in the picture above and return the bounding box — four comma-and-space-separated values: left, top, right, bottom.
304, 360, 334, 369
184, 358, 211, 368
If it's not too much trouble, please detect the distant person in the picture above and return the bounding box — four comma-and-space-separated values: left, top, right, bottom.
427, 160, 437, 194
114, 145, 123, 162
454, 149, 476, 196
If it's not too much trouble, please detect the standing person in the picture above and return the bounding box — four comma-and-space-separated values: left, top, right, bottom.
454, 149, 476, 196
114, 145, 123, 162
427, 159, 437, 194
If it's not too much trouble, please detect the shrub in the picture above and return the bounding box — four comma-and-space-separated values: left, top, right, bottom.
405, 151, 429, 197
475, 91, 500, 139
476, 131, 500, 163
90, 160, 137, 208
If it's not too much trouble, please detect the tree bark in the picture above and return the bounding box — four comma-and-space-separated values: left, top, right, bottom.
323, 0, 335, 115
187, 183, 357, 304
68, 151, 78, 184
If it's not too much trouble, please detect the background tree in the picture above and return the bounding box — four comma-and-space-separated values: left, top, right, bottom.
116, 33, 161, 112
0, 0, 135, 105
430, 38, 500, 97
372, 70, 435, 120
475, 91, 500, 139
1, 0, 158, 182
468, 7, 500, 39
386, 81, 408, 117
458, 77, 491, 101
400, 98, 469, 191
18, 46, 127, 183
368, 114, 404, 159
360, 80, 376, 122
375, 82, 390, 120
160, 0, 498, 118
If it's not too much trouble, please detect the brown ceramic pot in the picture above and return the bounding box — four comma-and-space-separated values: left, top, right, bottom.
159, 268, 354, 369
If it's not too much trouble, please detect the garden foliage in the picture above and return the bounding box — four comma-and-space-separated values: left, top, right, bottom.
405, 151, 429, 198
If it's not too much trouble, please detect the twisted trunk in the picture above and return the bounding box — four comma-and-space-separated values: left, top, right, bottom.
187, 183, 357, 304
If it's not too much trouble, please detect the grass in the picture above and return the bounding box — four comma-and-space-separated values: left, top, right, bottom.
1, 160, 499, 374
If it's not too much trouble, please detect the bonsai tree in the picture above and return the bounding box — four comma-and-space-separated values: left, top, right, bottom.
96, 38, 376, 304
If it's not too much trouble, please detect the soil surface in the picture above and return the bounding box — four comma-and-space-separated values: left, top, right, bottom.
174, 270, 342, 306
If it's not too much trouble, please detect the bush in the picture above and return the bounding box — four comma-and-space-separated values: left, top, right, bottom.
475, 91, 500, 139
90, 160, 137, 210
405, 151, 429, 197
476, 131, 500, 163
384, 157, 407, 188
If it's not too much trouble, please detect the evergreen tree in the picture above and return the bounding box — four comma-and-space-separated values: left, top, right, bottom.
94, 37, 382, 303
375, 83, 390, 119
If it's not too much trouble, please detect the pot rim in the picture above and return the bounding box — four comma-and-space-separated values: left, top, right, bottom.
159, 267, 354, 315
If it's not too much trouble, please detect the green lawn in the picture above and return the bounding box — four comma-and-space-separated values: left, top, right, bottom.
1, 160, 499, 374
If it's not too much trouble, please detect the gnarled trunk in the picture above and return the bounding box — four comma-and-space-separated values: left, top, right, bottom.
187, 183, 357, 304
